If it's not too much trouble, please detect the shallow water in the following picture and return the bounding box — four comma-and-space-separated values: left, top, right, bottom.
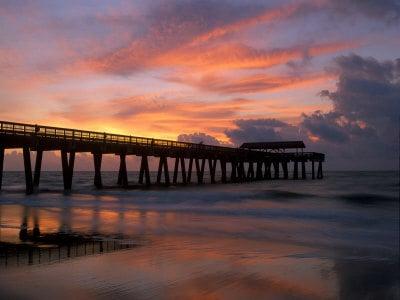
0, 171, 398, 299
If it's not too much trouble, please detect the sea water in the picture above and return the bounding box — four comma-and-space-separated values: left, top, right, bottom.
0, 171, 398, 299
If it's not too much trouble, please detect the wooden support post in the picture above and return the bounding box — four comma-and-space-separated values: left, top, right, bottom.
238, 161, 245, 181
264, 161, 271, 179
293, 161, 299, 180
68, 151, 75, 189
208, 158, 217, 183
230, 161, 237, 182
282, 161, 288, 179
23, 146, 33, 195
157, 156, 170, 185
164, 157, 170, 185
61, 150, 75, 190
247, 162, 255, 180
273, 161, 279, 179
117, 154, 128, 187
61, 150, 68, 188
220, 160, 227, 183
0, 147, 4, 190
195, 158, 205, 184
311, 160, 315, 179
157, 157, 163, 183
187, 158, 193, 183
33, 150, 43, 188
301, 161, 306, 179
139, 155, 151, 185
317, 161, 323, 179
256, 161, 263, 180
173, 157, 179, 184
93, 153, 103, 189
180, 157, 187, 184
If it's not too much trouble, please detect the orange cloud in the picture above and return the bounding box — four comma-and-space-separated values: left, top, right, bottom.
167, 71, 334, 94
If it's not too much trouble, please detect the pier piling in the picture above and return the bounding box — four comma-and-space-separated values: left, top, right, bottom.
33, 149, 43, 188
23, 146, 33, 195
93, 153, 102, 189
0, 147, 4, 190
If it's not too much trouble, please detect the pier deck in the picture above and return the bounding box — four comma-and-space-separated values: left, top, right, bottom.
0, 120, 325, 194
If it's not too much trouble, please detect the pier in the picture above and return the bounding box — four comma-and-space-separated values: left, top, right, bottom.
0, 121, 325, 194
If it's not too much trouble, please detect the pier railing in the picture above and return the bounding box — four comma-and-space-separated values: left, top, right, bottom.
0, 120, 238, 153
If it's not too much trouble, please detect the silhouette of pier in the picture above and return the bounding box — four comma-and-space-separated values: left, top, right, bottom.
0, 121, 325, 194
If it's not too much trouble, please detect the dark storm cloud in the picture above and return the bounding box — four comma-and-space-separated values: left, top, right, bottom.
217, 54, 399, 169
302, 54, 399, 146
330, 0, 400, 22
298, 54, 399, 168
301, 111, 350, 143
225, 118, 301, 146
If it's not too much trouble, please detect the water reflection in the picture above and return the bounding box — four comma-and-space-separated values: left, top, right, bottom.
0, 171, 398, 299
0, 205, 137, 268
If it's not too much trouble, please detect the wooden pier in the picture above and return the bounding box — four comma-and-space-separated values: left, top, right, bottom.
0, 121, 325, 194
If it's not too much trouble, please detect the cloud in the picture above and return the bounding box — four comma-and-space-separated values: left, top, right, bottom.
329, 0, 400, 22
225, 118, 302, 146
302, 54, 400, 143
177, 132, 224, 146
182, 72, 332, 94
300, 54, 399, 168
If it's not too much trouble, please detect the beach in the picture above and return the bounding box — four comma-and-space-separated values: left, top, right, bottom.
0, 171, 398, 299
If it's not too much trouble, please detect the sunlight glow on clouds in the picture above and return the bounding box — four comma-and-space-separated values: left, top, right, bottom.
0, 0, 399, 169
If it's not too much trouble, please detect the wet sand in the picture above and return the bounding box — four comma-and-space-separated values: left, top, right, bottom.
0, 171, 398, 299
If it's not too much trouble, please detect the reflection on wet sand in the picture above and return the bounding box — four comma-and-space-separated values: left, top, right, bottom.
0, 205, 137, 268
0, 171, 398, 299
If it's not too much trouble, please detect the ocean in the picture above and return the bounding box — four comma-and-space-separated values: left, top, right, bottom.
0, 171, 398, 299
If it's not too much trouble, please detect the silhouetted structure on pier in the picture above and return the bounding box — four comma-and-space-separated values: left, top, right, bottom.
0, 121, 324, 194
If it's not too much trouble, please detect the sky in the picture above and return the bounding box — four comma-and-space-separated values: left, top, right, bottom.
0, 0, 399, 170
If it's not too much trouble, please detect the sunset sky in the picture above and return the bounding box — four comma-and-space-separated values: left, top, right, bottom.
0, 0, 399, 170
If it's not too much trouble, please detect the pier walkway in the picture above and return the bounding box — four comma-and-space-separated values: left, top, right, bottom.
0, 121, 325, 194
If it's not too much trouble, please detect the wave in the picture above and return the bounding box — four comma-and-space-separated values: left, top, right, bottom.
339, 193, 398, 203
252, 190, 316, 200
